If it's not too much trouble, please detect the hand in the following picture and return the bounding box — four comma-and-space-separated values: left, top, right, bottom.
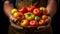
37, 16, 51, 30
4, 1, 13, 17
10, 19, 23, 29
47, 0, 57, 17
4, 1, 23, 29
37, 0, 57, 30
4, 1, 16, 21
3, 1, 17, 28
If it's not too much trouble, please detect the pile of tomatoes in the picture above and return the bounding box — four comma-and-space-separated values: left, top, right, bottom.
11, 6, 48, 28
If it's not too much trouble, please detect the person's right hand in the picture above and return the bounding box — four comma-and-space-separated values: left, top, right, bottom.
3, 1, 23, 29
4, 1, 17, 21
4, 1, 18, 28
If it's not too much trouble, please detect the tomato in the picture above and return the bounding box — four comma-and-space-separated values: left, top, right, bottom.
13, 12, 24, 20
39, 7, 47, 15
42, 15, 48, 20
33, 8, 41, 16
18, 6, 27, 14
35, 16, 40, 21
20, 19, 29, 27
39, 20, 45, 26
24, 12, 35, 20
11, 8, 17, 15
27, 6, 36, 12
13, 12, 20, 18
30, 20, 38, 27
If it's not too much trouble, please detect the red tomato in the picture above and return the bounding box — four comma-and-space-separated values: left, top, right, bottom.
30, 20, 38, 27
18, 6, 27, 14
33, 8, 41, 16
27, 6, 36, 12
18, 12, 24, 21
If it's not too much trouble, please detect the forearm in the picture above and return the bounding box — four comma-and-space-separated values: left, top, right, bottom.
47, 0, 57, 17
3, 1, 13, 18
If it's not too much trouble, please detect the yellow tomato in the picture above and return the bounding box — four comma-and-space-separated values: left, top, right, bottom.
13, 12, 20, 19
39, 7, 47, 15
40, 7, 46, 11
11, 8, 18, 15
39, 20, 45, 26
20, 19, 29, 27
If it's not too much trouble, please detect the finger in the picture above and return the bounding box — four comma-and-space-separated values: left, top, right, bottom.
10, 20, 23, 29
37, 26, 46, 29
9, 16, 17, 22
37, 16, 51, 30
9, 16, 19, 24
45, 16, 51, 28
45, 16, 51, 23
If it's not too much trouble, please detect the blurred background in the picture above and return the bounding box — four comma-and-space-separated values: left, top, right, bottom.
0, 0, 60, 34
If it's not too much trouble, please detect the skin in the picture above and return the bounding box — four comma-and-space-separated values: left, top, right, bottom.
3, 0, 57, 29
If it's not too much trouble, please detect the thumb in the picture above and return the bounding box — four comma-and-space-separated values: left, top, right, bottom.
45, 16, 51, 28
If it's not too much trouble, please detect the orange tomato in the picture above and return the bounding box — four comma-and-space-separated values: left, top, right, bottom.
39, 20, 45, 26
42, 15, 48, 20
13, 12, 20, 18
13, 12, 24, 20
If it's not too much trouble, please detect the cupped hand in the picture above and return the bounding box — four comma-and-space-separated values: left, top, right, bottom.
4, 1, 18, 27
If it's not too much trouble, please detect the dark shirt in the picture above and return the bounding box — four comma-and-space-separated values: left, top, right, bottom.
16, 0, 47, 8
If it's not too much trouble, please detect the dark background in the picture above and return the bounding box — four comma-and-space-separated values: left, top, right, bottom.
0, 0, 60, 34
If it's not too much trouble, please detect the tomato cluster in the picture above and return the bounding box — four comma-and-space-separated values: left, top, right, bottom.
11, 6, 48, 28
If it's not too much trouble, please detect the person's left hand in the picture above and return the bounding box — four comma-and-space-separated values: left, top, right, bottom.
37, 16, 51, 30
37, 0, 57, 30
